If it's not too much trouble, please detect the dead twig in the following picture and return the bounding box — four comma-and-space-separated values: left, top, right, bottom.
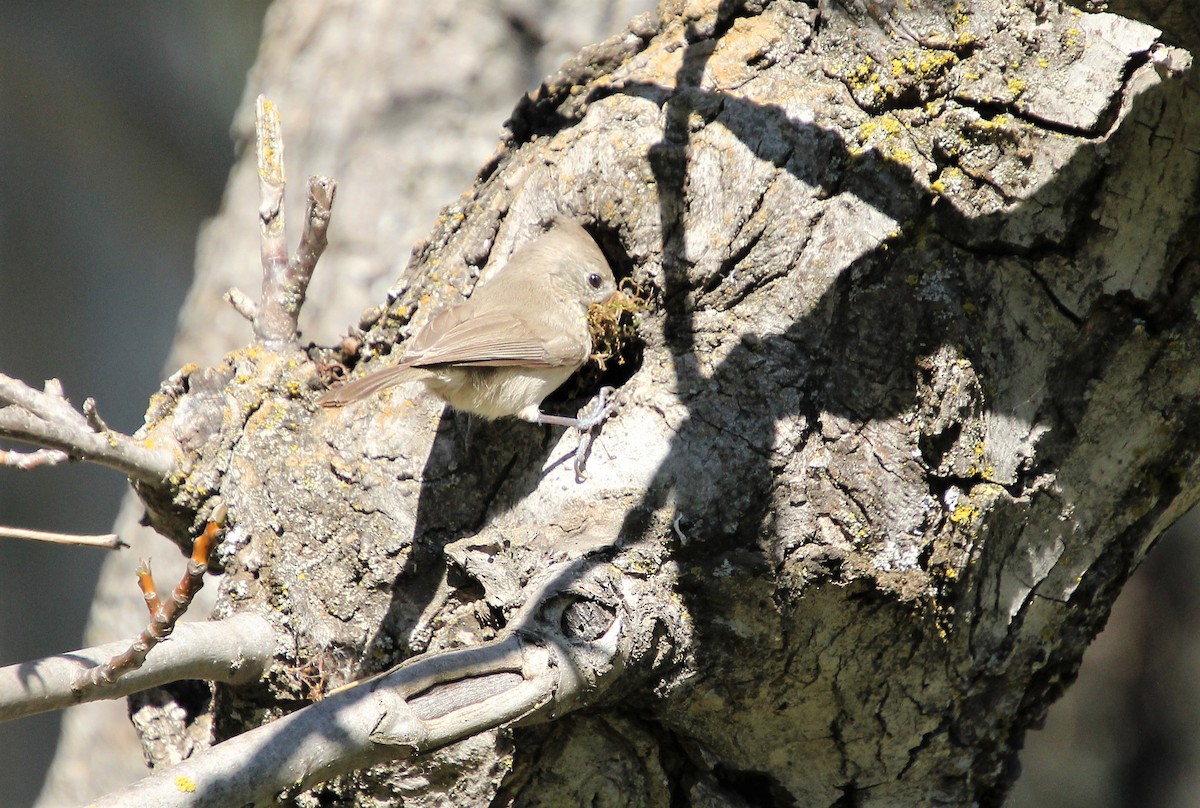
0, 447, 69, 470
0, 525, 126, 550
229, 95, 337, 346
0, 373, 175, 483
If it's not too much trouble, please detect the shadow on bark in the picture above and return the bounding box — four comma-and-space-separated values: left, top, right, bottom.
201, 2, 1200, 803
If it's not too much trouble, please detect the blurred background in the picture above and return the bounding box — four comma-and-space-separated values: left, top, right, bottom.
0, 4, 270, 805
0, 3, 1197, 807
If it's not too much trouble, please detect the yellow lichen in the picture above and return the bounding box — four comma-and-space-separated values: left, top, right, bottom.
950, 503, 978, 525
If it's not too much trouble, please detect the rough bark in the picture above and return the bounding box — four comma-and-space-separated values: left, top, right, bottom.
35, 0, 656, 803
44, 0, 1200, 805
1078, 0, 1200, 59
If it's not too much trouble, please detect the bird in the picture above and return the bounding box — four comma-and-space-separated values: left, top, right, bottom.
319, 216, 619, 431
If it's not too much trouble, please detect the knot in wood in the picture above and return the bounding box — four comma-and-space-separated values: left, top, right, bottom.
553, 594, 618, 642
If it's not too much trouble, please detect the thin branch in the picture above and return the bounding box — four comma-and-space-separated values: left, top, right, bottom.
0, 406, 175, 484
0, 373, 176, 482
137, 561, 162, 614
0, 447, 69, 469
0, 612, 275, 722
253, 95, 292, 344
287, 173, 336, 302
249, 95, 336, 345
72, 511, 224, 694
0, 525, 125, 550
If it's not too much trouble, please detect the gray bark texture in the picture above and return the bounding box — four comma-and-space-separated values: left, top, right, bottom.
40, 0, 1200, 805
35, 0, 655, 803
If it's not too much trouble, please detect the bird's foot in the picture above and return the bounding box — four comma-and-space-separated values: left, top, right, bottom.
572, 387, 617, 482
534, 387, 618, 481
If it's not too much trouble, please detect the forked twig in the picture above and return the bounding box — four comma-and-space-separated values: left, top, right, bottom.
227, 95, 337, 346
0, 373, 175, 483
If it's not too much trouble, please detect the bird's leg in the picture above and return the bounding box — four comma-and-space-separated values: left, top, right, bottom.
534, 387, 617, 481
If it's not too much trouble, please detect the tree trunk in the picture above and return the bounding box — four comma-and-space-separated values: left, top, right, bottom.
35, 0, 656, 803
45, 0, 1200, 805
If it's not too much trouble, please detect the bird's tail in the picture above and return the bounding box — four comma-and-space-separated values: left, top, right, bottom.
317, 365, 423, 407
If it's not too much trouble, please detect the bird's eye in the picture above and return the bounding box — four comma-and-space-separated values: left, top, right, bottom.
587, 273, 603, 289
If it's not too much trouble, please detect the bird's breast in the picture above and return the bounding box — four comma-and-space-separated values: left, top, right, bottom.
423, 365, 576, 421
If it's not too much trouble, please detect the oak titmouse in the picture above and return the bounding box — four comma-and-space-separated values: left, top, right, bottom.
320, 217, 619, 429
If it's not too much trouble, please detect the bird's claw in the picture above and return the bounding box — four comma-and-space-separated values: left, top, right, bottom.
573, 387, 617, 482
574, 386, 617, 432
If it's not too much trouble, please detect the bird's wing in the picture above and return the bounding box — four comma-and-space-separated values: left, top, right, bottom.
317, 365, 423, 407
405, 310, 587, 369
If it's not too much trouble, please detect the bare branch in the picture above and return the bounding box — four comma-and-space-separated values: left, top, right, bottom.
253, 95, 292, 344
0, 525, 125, 550
245, 95, 337, 346
90, 559, 631, 807
137, 560, 162, 614
73, 513, 224, 694
0, 447, 69, 469
0, 612, 275, 722
0, 373, 176, 482
0, 408, 174, 484
287, 173, 336, 298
